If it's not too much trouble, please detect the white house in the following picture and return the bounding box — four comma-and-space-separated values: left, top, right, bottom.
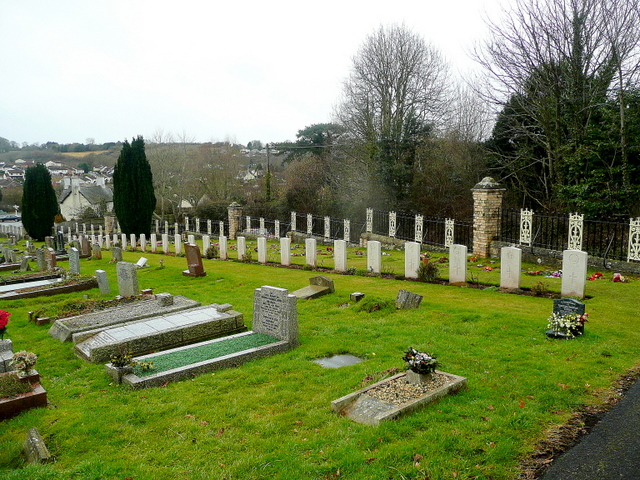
59, 176, 113, 220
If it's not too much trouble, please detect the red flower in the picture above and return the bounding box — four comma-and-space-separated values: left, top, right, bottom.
0, 310, 9, 329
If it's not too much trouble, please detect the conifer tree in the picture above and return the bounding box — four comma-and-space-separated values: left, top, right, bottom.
113, 136, 156, 235
22, 163, 59, 241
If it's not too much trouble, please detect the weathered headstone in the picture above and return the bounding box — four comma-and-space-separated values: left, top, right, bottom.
333, 239, 347, 272
35, 248, 46, 271
23, 428, 52, 464
292, 275, 335, 299
305, 238, 317, 267
95, 269, 110, 295
116, 262, 139, 297
218, 236, 227, 260
44, 248, 57, 271
182, 243, 206, 277
68, 247, 80, 274
404, 241, 421, 279
111, 247, 123, 263
395, 289, 423, 309
44, 236, 54, 248
253, 285, 299, 346
91, 243, 102, 260
257, 236, 267, 264
237, 236, 246, 260
500, 246, 522, 290
54, 232, 66, 254
449, 244, 467, 284
561, 250, 588, 298
19, 255, 31, 272
367, 240, 381, 274
80, 236, 91, 257
0, 338, 14, 373
280, 237, 291, 266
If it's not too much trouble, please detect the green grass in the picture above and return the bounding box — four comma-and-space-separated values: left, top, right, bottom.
133, 333, 279, 377
1, 242, 639, 479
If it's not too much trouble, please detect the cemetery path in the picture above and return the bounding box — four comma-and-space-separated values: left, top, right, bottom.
540, 376, 640, 479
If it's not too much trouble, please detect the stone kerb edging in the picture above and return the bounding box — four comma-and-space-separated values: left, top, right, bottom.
113, 332, 291, 389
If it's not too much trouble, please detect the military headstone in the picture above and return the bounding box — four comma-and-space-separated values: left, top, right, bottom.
140, 233, 147, 252
237, 236, 247, 260
333, 239, 347, 272
280, 237, 291, 266
174, 234, 182, 256
150, 233, 157, 253
561, 250, 588, 298
257, 236, 267, 263
404, 241, 420, 279
130, 234, 137, 250
500, 246, 522, 290
162, 233, 169, 254
367, 240, 381, 274
305, 238, 317, 267
449, 244, 467, 284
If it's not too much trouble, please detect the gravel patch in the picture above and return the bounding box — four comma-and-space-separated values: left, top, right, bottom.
367, 373, 448, 405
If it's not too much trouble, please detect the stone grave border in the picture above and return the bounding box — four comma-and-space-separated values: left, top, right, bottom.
112, 331, 291, 389
331, 370, 467, 426
0, 278, 97, 300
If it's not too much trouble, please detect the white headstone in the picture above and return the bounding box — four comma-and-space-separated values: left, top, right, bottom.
202, 235, 211, 256
253, 285, 298, 346
561, 250, 588, 298
449, 244, 468, 284
140, 233, 147, 252
162, 234, 169, 254
404, 242, 420, 279
237, 236, 246, 260
136, 257, 148, 268
257, 237, 267, 263
130, 234, 136, 250
280, 237, 291, 266
175, 234, 182, 256
334, 239, 347, 272
121, 234, 127, 250
367, 240, 381, 274
500, 246, 522, 290
218, 236, 227, 260
188, 234, 195, 245
116, 262, 139, 297
305, 238, 316, 267
150, 233, 157, 253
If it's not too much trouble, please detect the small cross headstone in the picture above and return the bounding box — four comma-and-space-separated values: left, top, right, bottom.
182, 243, 206, 277
500, 246, 522, 290
561, 250, 588, 298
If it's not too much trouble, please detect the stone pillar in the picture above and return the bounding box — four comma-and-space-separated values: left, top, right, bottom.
228, 202, 243, 240
471, 177, 505, 258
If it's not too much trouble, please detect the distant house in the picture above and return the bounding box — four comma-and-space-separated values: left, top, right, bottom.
59, 176, 113, 220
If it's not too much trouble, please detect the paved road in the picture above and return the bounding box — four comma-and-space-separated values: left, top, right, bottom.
542, 378, 640, 479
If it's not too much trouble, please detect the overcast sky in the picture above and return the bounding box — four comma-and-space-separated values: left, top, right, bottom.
0, 0, 506, 147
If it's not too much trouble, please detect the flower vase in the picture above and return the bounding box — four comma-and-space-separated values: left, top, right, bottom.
406, 370, 434, 385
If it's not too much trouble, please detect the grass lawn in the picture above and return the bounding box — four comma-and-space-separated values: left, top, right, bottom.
1, 242, 639, 479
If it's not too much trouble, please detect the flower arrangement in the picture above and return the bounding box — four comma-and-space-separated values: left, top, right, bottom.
402, 347, 438, 375
547, 312, 588, 337
0, 310, 9, 340
11, 351, 38, 376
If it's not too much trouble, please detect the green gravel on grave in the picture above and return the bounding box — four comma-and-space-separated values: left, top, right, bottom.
133, 333, 279, 377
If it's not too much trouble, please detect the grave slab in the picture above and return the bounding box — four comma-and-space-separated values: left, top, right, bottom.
292, 275, 335, 299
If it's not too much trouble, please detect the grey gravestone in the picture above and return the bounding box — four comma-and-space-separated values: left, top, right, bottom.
500, 246, 522, 290
395, 289, 423, 309
553, 298, 586, 316
44, 236, 54, 248
95, 269, 110, 295
292, 275, 335, 299
55, 232, 66, 254
44, 248, 57, 271
157, 292, 174, 307
0, 339, 14, 373
23, 427, 52, 464
80, 237, 91, 257
350, 292, 365, 302
367, 240, 381, 273
116, 262, 139, 297
112, 247, 123, 262
253, 285, 299, 346
182, 243, 206, 277
19, 256, 31, 272
35, 249, 45, 271
561, 250, 588, 298
449, 244, 468, 284
68, 247, 80, 274
92, 243, 102, 260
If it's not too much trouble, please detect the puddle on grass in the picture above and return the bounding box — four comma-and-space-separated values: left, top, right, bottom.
314, 354, 364, 368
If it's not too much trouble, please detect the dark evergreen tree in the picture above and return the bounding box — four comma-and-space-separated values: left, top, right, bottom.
21, 163, 59, 241
113, 136, 156, 235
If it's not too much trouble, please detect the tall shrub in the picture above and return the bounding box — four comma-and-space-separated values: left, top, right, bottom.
113, 136, 156, 235
22, 163, 59, 241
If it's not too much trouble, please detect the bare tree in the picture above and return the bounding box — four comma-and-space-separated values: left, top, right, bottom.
335, 24, 450, 208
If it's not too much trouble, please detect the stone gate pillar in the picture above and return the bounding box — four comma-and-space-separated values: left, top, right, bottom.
471, 177, 505, 258
227, 202, 243, 240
